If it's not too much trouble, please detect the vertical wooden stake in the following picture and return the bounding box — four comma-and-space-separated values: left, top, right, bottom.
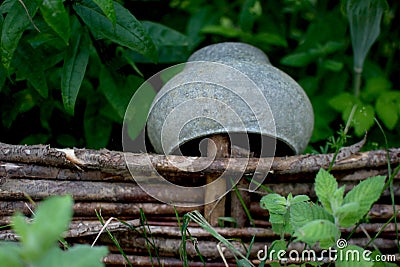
230, 179, 251, 227
204, 134, 230, 226
230, 145, 253, 227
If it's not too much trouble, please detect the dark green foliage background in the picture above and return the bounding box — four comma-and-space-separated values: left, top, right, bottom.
0, 0, 399, 152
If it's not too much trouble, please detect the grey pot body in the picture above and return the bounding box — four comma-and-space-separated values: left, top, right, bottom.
147, 42, 314, 155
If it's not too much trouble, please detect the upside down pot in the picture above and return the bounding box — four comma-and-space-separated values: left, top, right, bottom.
146, 42, 314, 157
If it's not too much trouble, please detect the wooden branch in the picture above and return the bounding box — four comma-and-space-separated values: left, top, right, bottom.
0, 201, 199, 217
0, 178, 204, 203
103, 254, 236, 267
205, 134, 229, 225
1, 143, 399, 178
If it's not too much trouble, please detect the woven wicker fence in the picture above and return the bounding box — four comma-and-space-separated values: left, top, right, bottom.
0, 142, 399, 266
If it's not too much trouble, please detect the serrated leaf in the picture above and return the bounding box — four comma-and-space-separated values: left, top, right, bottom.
32, 196, 73, 255
12, 42, 48, 97
61, 26, 90, 115
12, 196, 73, 261
39, 0, 70, 44
92, 0, 116, 25
333, 185, 346, 207
1, 0, 38, 69
260, 193, 287, 214
74, 0, 157, 62
294, 219, 339, 248
341, 175, 386, 227
375, 92, 400, 130
336, 202, 360, 227
290, 195, 310, 205
352, 104, 375, 136
315, 169, 338, 214
346, 0, 387, 69
336, 245, 373, 267
269, 240, 286, 260
269, 213, 284, 224
290, 202, 334, 230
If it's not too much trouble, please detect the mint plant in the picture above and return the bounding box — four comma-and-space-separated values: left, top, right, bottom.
260, 169, 387, 266
0, 195, 108, 267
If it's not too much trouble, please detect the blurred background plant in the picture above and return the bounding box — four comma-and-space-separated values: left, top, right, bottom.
0, 0, 398, 152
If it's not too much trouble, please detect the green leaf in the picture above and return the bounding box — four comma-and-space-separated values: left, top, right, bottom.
12, 196, 74, 261
375, 92, 400, 130
141, 21, 191, 63
99, 68, 144, 121
142, 21, 189, 47
239, 0, 261, 32
315, 169, 338, 214
33, 196, 74, 259
0, 63, 6, 92
333, 185, 346, 208
336, 245, 373, 267
322, 59, 344, 72
237, 259, 253, 267
185, 6, 218, 48
1, 89, 37, 128
36, 245, 108, 267
328, 93, 356, 113
12, 42, 48, 97
341, 175, 386, 227
370, 250, 398, 267
61, 25, 90, 115
0, 242, 24, 267
345, 0, 388, 69
249, 32, 288, 48
260, 193, 287, 214
269, 240, 287, 260
56, 134, 79, 147
84, 98, 112, 149
294, 219, 339, 248
92, 0, 116, 25
290, 202, 334, 230
280, 52, 316, 67
39, 0, 70, 44
201, 24, 242, 38
13, 89, 36, 113
1, 0, 38, 69
0, 0, 15, 13
362, 76, 391, 103
74, 0, 157, 62
124, 80, 156, 141
336, 202, 360, 227
20, 133, 49, 145
352, 104, 375, 136
290, 195, 310, 205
